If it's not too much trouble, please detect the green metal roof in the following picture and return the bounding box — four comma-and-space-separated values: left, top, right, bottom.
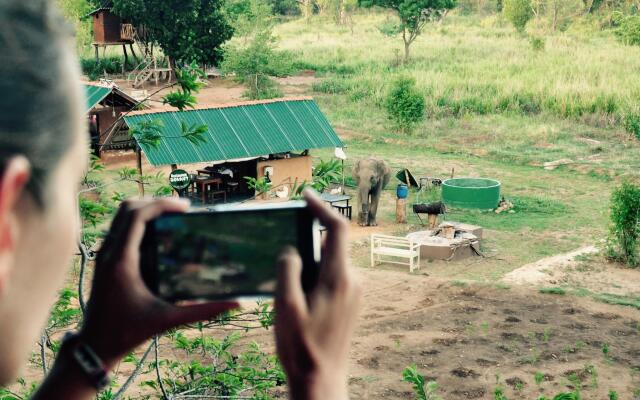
124, 98, 344, 166
84, 85, 111, 112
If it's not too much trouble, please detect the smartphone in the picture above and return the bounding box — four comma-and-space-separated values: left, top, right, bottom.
140, 201, 321, 302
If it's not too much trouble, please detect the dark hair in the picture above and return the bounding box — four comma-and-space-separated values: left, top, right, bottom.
0, 0, 79, 206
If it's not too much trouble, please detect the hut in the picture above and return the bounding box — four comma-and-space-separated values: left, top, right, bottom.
85, 82, 139, 155
123, 97, 345, 202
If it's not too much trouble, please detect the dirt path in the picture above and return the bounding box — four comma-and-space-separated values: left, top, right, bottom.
502, 246, 599, 286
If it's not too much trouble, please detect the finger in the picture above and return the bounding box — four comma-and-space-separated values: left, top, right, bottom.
122, 198, 191, 263
97, 199, 152, 266
275, 247, 308, 324
303, 189, 349, 277
163, 301, 239, 329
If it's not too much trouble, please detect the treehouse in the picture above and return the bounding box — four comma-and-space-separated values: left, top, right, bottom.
87, 1, 137, 64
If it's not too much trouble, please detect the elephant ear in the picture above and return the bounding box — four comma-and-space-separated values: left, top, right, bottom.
352, 161, 361, 185
379, 161, 392, 189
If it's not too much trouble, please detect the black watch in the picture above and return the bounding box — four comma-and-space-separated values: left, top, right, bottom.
62, 332, 111, 391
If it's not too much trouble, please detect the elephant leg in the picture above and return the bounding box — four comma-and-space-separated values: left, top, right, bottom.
368, 186, 383, 226
358, 201, 370, 227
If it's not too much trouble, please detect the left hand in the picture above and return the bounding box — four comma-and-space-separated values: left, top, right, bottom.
79, 198, 238, 368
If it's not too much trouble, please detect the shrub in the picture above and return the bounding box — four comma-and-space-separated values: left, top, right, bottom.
80, 57, 134, 81
623, 111, 640, 139
312, 78, 351, 94
607, 181, 640, 267
385, 76, 425, 134
615, 14, 640, 46
530, 35, 546, 51
503, 0, 533, 33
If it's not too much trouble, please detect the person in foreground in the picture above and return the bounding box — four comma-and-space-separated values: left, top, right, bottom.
0, 1, 361, 399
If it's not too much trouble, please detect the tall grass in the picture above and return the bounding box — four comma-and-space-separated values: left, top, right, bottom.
276, 12, 640, 129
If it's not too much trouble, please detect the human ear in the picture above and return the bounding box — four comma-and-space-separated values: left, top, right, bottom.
0, 156, 31, 297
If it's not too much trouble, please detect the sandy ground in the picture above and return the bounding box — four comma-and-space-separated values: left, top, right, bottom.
503, 246, 599, 286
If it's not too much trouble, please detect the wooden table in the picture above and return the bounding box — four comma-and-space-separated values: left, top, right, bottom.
193, 177, 223, 204
320, 193, 352, 220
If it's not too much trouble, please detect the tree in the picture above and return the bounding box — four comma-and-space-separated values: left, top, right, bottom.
503, 0, 534, 33
268, 0, 301, 15
299, 0, 314, 19
221, 30, 292, 99
225, 0, 274, 40
56, 0, 93, 48
385, 76, 425, 134
547, 0, 582, 31
112, 0, 233, 66
360, 0, 457, 63
317, 0, 359, 24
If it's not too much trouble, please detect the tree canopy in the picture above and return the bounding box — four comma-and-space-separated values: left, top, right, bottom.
360, 0, 457, 62
112, 0, 233, 65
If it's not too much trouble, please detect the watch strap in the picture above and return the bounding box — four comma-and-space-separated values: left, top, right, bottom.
63, 332, 111, 391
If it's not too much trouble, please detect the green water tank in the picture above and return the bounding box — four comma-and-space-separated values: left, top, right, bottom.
442, 178, 501, 210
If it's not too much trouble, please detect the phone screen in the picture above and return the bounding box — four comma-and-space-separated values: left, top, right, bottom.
141, 203, 319, 302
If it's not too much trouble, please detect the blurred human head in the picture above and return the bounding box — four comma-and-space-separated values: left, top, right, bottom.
0, 0, 87, 383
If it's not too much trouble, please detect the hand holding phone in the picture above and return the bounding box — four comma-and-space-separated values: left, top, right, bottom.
140, 201, 321, 302
275, 190, 362, 400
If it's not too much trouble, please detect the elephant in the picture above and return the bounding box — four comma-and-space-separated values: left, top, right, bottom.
352, 158, 392, 227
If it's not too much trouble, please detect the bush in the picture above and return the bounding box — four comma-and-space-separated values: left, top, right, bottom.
624, 111, 640, 139
529, 35, 546, 51
80, 57, 134, 81
607, 181, 640, 267
615, 14, 640, 46
385, 76, 425, 134
503, 0, 533, 33
312, 78, 351, 94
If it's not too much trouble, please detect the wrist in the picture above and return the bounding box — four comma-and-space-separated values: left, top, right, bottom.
60, 332, 112, 390
76, 329, 120, 371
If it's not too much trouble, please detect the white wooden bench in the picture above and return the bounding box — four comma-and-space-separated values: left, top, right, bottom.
370, 234, 421, 272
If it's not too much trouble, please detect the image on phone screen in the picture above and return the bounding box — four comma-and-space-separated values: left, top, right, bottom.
152, 208, 305, 301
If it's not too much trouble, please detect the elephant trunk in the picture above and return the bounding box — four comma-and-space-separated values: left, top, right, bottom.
357, 185, 371, 226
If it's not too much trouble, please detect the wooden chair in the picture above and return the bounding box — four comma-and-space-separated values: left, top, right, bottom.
370, 234, 421, 272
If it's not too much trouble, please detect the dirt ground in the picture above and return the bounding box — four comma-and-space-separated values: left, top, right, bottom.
343, 269, 640, 399
83, 74, 640, 398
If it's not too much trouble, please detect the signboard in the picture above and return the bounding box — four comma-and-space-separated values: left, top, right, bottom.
169, 169, 191, 191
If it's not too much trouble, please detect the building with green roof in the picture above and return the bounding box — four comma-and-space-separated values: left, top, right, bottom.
123, 97, 345, 201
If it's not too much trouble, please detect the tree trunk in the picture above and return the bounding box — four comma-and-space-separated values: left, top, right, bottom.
122, 44, 129, 73
136, 147, 145, 198
403, 30, 411, 64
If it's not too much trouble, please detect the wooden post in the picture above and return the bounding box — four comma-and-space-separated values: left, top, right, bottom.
428, 214, 438, 229
136, 147, 145, 198
94, 45, 99, 61
396, 198, 407, 224
122, 44, 129, 71
129, 43, 138, 63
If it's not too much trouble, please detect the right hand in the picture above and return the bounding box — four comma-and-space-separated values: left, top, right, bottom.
275, 190, 361, 400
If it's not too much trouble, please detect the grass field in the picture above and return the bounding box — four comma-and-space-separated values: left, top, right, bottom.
277, 11, 640, 176
271, 10, 640, 286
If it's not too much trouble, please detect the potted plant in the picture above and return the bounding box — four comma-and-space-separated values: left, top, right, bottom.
244, 176, 272, 200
